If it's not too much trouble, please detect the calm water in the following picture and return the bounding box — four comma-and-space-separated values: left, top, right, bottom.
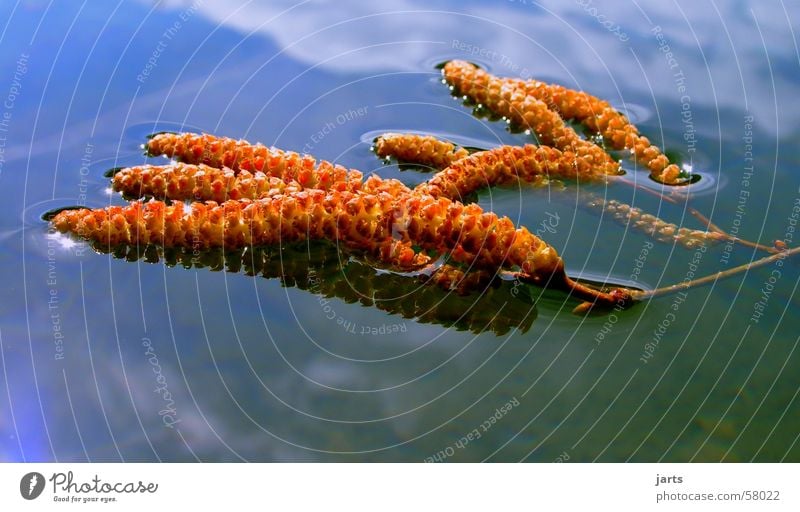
1, 0, 798, 462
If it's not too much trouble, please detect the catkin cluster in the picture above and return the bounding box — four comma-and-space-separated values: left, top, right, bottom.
55, 133, 564, 281
442, 60, 686, 185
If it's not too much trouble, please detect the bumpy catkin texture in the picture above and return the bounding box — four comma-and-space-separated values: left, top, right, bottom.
415, 144, 606, 199
147, 132, 364, 190
443, 60, 685, 185
442, 60, 622, 178
111, 161, 404, 202
374, 133, 469, 170
514, 77, 684, 184
375, 132, 712, 251
583, 195, 723, 249
145, 132, 593, 204
52, 185, 563, 278
113, 164, 297, 202
52, 194, 428, 269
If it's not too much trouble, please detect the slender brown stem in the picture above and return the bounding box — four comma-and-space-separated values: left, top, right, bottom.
630, 244, 800, 300
512, 270, 632, 313
679, 208, 779, 254
562, 275, 632, 309
686, 206, 724, 234
516, 244, 800, 313
683, 204, 779, 253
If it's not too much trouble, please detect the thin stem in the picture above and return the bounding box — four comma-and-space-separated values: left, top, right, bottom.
517, 244, 800, 313
513, 270, 632, 313
686, 206, 725, 234
630, 244, 800, 301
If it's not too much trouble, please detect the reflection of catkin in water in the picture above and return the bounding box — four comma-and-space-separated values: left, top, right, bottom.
99, 241, 536, 335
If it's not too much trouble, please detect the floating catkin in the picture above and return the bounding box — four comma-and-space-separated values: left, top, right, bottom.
442, 60, 686, 185
113, 163, 296, 202
115, 161, 417, 203
415, 144, 606, 199
442, 60, 623, 178
53, 191, 430, 270
376, 132, 728, 250
52, 187, 560, 273
513, 74, 685, 185
147, 132, 364, 189
374, 133, 469, 170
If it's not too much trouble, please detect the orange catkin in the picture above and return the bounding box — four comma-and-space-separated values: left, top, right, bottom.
376, 132, 719, 249
52, 184, 563, 278
57, 130, 643, 307
113, 163, 296, 202
442, 60, 622, 178
442, 60, 686, 185
147, 132, 364, 190
415, 144, 607, 199
379, 134, 615, 199
374, 133, 469, 170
